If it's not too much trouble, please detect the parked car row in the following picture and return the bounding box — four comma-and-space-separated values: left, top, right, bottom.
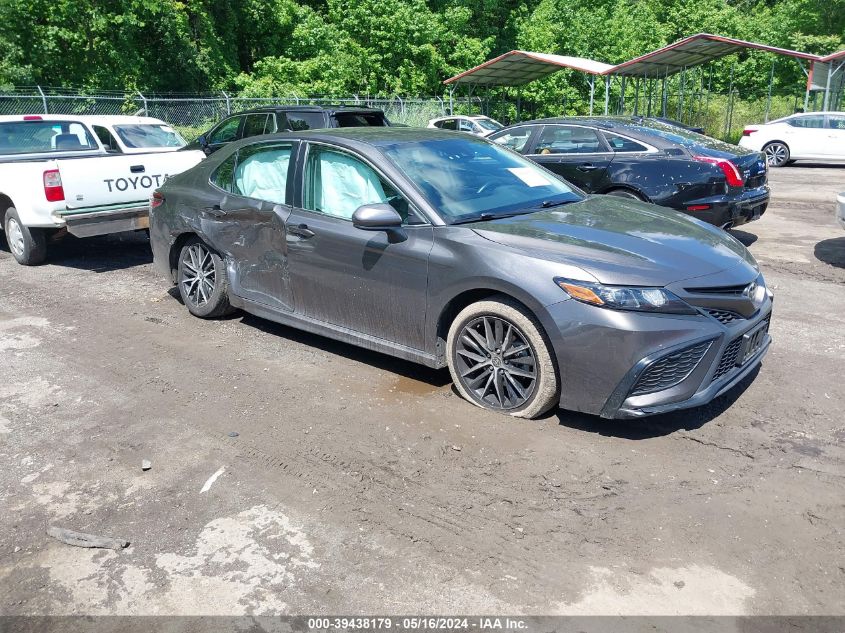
1, 109, 776, 422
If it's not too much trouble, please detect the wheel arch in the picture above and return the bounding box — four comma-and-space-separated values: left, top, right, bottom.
0, 193, 15, 228
600, 185, 650, 202
433, 286, 557, 367
168, 231, 200, 283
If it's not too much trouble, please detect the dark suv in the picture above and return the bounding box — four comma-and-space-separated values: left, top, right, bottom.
185, 105, 389, 155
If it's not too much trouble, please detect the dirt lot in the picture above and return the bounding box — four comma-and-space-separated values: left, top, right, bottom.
0, 165, 843, 616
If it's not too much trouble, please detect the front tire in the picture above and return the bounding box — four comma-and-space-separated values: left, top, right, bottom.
4, 208, 46, 266
763, 141, 790, 167
447, 296, 559, 419
176, 238, 234, 318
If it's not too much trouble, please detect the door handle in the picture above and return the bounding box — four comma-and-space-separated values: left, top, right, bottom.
202, 204, 226, 217
577, 163, 599, 172
130, 165, 145, 173
288, 223, 315, 239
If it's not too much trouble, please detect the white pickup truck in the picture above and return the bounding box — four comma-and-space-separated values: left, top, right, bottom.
0, 114, 204, 265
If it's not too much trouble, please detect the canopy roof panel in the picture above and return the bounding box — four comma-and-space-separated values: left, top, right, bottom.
612, 33, 819, 77
444, 33, 834, 85
444, 50, 614, 86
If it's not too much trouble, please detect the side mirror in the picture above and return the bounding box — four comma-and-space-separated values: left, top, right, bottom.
352, 203, 403, 231
198, 134, 208, 148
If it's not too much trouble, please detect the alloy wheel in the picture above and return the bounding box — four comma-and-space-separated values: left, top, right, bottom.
764, 143, 788, 167
6, 216, 25, 258
454, 315, 537, 410
180, 243, 216, 308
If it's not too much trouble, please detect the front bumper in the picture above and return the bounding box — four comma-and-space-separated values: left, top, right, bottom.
543, 294, 772, 419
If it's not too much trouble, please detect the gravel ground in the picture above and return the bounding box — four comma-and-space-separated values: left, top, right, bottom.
0, 165, 843, 616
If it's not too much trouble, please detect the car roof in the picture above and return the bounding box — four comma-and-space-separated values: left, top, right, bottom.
0, 114, 169, 125
230, 105, 385, 115
225, 126, 473, 151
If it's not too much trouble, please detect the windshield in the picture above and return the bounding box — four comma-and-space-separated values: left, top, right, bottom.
0, 120, 99, 155
113, 124, 186, 149
381, 137, 582, 223
474, 118, 502, 132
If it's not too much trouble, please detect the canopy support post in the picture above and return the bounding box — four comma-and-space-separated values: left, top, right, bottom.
765, 59, 775, 122
589, 76, 595, 115
661, 73, 667, 117
633, 77, 640, 115
604, 76, 610, 115
619, 75, 627, 114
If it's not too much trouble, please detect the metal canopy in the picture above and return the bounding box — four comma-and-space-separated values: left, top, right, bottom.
444, 50, 614, 86
611, 34, 820, 77
443, 33, 832, 86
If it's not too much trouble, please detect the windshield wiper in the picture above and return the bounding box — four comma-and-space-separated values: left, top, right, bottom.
451, 210, 537, 225
539, 198, 577, 208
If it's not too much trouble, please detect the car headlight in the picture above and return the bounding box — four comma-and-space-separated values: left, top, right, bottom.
555, 278, 697, 314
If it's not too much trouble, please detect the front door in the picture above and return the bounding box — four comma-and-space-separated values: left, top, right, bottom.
528, 124, 612, 192
286, 143, 433, 350
204, 141, 296, 312
824, 114, 845, 158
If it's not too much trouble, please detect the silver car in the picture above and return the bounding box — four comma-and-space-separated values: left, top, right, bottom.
149, 128, 773, 420
837, 192, 845, 230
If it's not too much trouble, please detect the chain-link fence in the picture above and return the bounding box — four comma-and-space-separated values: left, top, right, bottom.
0, 87, 495, 140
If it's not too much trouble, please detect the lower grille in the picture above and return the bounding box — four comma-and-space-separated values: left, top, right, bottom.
630, 341, 712, 396
712, 338, 743, 382
706, 308, 744, 325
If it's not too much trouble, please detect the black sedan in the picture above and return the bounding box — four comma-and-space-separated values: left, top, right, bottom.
489, 117, 769, 229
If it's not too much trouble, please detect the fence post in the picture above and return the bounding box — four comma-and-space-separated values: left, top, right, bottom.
137, 92, 148, 116
765, 59, 775, 122
222, 91, 231, 114
36, 85, 48, 114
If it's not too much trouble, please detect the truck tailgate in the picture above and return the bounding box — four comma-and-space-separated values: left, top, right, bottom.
59, 150, 204, 211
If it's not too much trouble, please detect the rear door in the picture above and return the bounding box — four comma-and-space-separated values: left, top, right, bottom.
285, 142, 432, 349
528, 124, 612, 191
201, 141, 297, 312
784, 114, 827, 157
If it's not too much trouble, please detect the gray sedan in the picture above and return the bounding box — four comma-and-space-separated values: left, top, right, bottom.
149, 128, 773, 420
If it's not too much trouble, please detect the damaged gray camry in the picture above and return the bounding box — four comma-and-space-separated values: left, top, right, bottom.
149, 128, 772, 420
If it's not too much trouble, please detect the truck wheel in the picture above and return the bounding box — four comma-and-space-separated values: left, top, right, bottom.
4, 208, 47, 265
176, 238, 234, 318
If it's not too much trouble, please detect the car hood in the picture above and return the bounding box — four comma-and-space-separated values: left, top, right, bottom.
470, 195, 758, 287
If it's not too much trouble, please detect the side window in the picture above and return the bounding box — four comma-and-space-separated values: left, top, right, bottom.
458, 119, 474, 132
827, 115, 845, 130
440, 119, 457, 131
208, 116, 242, 144
536, 126, 604, 154
303, 145, 419, 224
604, 133, 649, 152
93, 125, 121, 152
492, 127, 534, 153
283, 112, 327, 131
788, 115, 825, 129
233, 143, 292, 204
242, 114, 270, 139
211, 153, 236, 193
432, 120, 443, 128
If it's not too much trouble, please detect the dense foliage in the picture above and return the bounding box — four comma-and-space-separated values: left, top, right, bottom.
0, 0, 842, 113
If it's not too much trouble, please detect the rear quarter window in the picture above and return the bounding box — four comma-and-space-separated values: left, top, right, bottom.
332, 112, 388, 127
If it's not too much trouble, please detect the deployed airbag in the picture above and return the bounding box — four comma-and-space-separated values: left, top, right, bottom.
235, 149, 291, 203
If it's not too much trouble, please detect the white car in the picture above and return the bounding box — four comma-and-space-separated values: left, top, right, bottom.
0, 114, 204, 265
428, 115, 503, 137
739, 111, 845, 167
837, 192, 845, 230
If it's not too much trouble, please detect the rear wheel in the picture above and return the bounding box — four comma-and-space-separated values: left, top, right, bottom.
763, 141, 790, 167
4, 207, 46, 266
176, 238, 234, 318
447, 296, 559, 419
606, 188, 646, 202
